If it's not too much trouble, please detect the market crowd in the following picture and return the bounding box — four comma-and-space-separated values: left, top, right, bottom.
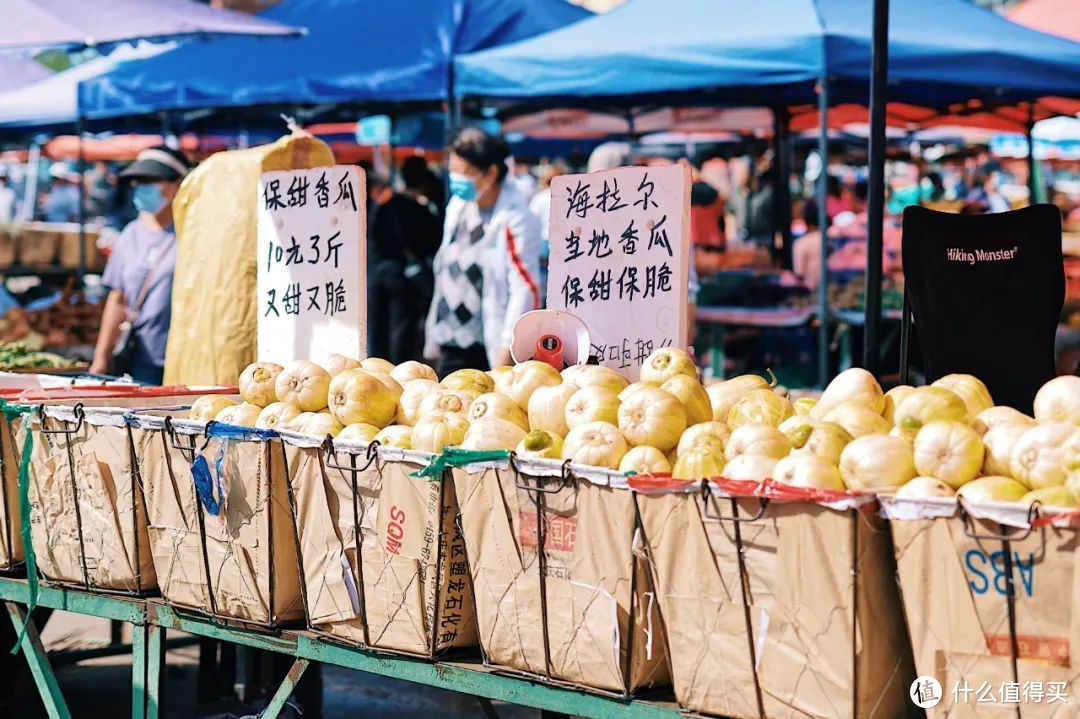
13, 128, 1070, 385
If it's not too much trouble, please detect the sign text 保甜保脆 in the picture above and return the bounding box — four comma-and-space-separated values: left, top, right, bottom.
547, 164, 690, 379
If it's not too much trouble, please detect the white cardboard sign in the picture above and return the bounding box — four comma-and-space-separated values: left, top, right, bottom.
256, 165, 366, 366
547, 164, 690, 379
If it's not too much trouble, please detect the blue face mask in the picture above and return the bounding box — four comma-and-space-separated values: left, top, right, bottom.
132, 183, 168, 214
448, 172, 478, 202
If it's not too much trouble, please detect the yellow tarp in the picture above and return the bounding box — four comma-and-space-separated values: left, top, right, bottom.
164, 133, 334, 386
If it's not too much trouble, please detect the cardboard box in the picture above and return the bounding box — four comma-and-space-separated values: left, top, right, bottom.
634, 479, 914, 718
57, 229, 103, 272
131, 412, 303, 626
285, 437, 476, 656
26, 402, 174, 592
0, 411, 23, 570
17, 225, 59, 265
883, 497, 1080, 718
452, 456, 669, 695
1, 387, 230, 572
0, 228, 17, 267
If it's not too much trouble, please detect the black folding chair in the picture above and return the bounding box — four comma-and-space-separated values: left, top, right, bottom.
900, 204, 1063, 413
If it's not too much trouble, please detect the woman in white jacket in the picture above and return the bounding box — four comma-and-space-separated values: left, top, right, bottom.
424, 128, 542, 376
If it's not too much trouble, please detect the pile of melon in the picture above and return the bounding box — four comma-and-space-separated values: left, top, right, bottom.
188, 353, 1080, 508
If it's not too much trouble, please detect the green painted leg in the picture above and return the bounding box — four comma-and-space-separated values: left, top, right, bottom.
146, 626, 164, 719
838, 324, 852, 372
5, 602, 72, 719
132, 624, 147, 719
261, 658, 309, 719
708, 323, 726, 380
477, 697, 500, 719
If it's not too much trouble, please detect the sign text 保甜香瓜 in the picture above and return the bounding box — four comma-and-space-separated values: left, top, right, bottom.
256, 165, 366, 366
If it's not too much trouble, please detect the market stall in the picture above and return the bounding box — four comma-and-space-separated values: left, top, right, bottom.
6, 356, 1080, 718
454, 0, 1080, 386
0, 140, 1077, 719
0, 1, 1077, 715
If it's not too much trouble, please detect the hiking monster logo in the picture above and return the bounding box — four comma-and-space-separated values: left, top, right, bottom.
946, 246, 1019, 265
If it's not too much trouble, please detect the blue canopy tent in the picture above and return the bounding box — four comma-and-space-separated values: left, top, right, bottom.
455, 0, 1080, 385
455, 0, 1080, 108
77, 0, 590, 124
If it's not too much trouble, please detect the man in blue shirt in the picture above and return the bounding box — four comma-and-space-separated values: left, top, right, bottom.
42, 164, 80, 223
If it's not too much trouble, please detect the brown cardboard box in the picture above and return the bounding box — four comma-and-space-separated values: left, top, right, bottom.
27, 403, 158, 592
635, 480, 913, 718
285, 437, 476, 656
883, 497, 1080, 718
0, 412, 23, 569
57, 229, 103, 272
0, 228, 17, 267
131, 412, 303, 625
3, 391, 225, 573
17, 225, 59, 265
453, 457, 669, 695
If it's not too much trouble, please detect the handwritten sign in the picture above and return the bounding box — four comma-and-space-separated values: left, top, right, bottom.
256, 165, 366, 366
547, 164, 690, 379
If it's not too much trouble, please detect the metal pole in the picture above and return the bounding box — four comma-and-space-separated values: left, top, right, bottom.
773, 106, 793, 269
816, 79, 830, 390
160, 112, 174, 148
1026, 103, 1039, 205
21, 142, 41, 222
863, 0, 890, 374
76, 115, 87, 286
387, 113, 397, 188
444, 73, 458, 208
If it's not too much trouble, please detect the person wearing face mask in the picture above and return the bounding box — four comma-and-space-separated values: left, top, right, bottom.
424, 127, 541, 375
90, 146, 190, 384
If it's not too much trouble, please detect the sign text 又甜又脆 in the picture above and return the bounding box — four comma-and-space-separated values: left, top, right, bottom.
257, 165, 366, 366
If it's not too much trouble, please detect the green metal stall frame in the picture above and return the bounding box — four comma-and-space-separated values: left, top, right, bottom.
0, 578, 683, 719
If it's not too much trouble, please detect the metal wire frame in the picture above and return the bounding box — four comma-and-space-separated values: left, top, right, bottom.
956, 499, 1041, 719
699, 487, 767, 719
35, 404, 154, 598
124, 423, 151, 595
283, 438, 375, 648
492, 456, 646, 701
0, 413, 23, 574
37, 404, 89, 592
161, 419, 300, 630
696, 487, 869, 719
164, 417, 220, 620
285, 439, 467, 662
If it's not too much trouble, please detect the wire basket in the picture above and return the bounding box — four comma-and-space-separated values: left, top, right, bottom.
452, 454, 669, 698
282, 433, 476, 659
